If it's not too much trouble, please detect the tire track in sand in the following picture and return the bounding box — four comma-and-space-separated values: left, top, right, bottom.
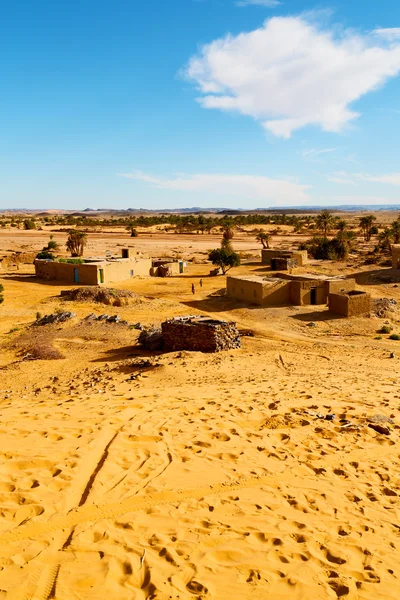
6, 426, 119, 600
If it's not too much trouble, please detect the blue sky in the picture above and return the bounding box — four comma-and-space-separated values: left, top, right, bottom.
1, 0, 400, 209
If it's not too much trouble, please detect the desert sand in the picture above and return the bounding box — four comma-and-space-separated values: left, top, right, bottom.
0, 225, 400, 599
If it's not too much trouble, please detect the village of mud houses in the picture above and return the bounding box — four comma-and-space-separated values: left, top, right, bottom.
0, 209, 400, 599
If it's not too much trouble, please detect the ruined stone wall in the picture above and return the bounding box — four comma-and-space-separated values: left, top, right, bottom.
162, 318, 241, 352
328, 291, 371, 317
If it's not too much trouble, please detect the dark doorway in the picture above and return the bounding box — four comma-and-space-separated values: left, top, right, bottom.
310, 287, 317, 305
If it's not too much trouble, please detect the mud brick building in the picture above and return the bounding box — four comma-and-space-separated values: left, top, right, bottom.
328, 290, 371, 317
35, 249, 151, 285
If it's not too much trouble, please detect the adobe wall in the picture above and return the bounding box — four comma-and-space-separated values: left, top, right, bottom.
102, 258, 151, 283
325, 278, 356, 295
227, 276, 291, 305
328, 291, 371, 317
289, 280, 326, 305
35, 260, 99, 284
35, 257, 151, 285
262, 279, 291, 305
227, 277, 265, 305
162, 318, 241, 352
262, 249, 307, 266
392, 245, 400, 269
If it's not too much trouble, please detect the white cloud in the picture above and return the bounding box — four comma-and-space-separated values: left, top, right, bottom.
356, 172, 400, 185
236, 1, 281, 7
302, 148, 336, 161
118, 171, 311, 204
328, 171, 400, 186
184, 16, 400, 138
373, 28, 400, 42
328, 171, 356, 185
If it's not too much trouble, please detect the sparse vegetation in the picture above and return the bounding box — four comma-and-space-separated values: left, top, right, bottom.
255, 232, 272, 249
389, 334, 400, 341
23, 219, 36, 230
0, 283, 3, 305
379, 326, 392, 334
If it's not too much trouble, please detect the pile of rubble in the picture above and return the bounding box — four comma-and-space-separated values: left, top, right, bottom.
60, 286, 139, 306
372, 297, 397, 318
84, 313, 128, 325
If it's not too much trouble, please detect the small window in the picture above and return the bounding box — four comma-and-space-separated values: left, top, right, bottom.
254, 290, 257, 297
130, 270, 134, 277
241, 288, 244, 294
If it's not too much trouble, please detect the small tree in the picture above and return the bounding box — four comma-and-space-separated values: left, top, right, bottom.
23, 219, 36, 230
126, 223, 138, 237
0, 283, 4, 304
208, 248, 240, 274
66, 230, 87, 257
256, 232, 272, 249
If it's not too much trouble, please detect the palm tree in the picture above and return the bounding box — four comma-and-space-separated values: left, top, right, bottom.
336, 219, 347, 232
256, 232, 272, 249
359, 215, 376, 242
315, 210, 335, 239
221, 225, 235, 250
66, 231, 88, 257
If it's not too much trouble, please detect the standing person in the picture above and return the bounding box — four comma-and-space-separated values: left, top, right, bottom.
199, 279, 203, 288
191, 283, 195, 295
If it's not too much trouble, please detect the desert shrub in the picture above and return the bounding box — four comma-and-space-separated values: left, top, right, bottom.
0, 283, 3, 304
36, 311, 42, 321
302, 235, 352, 261
375, 336, 382, 340
379, 326, 392, 334
389, 334, 400, 340
36, 251, 55, 260
23, 219, 36, 230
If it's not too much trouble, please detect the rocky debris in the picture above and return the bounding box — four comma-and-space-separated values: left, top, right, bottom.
132, 322, 144, 330
35, 311, 76, 326
138, 327, 164, 351
368, 423, 390, 435
368, 414, 394, 425
307, 322, 317, 327
372, 297, 397, 318
84, 314, 128, 325
61, 286, 139, 306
